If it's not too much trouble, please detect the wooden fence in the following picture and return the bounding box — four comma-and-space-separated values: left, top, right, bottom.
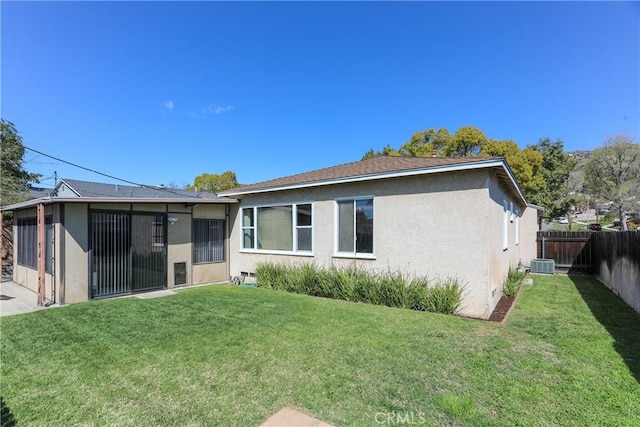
537, 230, 640, 313
537, 231, 594, 273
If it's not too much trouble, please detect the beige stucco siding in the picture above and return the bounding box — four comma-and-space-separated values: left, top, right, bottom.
229, 169, 515, 318
61, 204, 89, 303
520, 206, 540, 265
485, 170, 540, 314
167, 212, 192, 288
10, 201, 230, 303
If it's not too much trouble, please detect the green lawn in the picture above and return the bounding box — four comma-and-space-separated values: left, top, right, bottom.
1, 275, 639, 426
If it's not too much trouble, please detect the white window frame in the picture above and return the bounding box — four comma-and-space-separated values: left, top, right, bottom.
333, 196, 375, 259
515, 208, 520, 246
503, 200, 509, 251
240, 202, 314, 256
241, 207, 256, 250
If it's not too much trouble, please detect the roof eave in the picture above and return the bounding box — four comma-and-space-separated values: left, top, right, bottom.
222, 159, 528, 205
1, 196, 238, 212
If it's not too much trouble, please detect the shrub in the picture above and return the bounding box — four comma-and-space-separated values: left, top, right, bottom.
425, 277, 465, 315
255, 261, 465, 316
504, 266, 526, 297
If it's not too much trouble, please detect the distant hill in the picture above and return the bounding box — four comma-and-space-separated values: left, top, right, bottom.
567, 150, 592, 194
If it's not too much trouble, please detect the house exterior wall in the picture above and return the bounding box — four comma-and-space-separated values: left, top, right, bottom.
485, 170, 530, 313
63, 204, 90, 303
12, 205, 55, 303
520, 206, 540, 265
10, 201, 229, 304
229, 169, 530, 319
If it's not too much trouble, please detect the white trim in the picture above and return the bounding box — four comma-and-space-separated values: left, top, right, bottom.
222, 159, 527, 205
515, 208, 520, 246
332, 253, 376, 260
239, 249, 314, 257
334, 196, 375, 258
239, 201, 315, 254
502, 200, 509, 251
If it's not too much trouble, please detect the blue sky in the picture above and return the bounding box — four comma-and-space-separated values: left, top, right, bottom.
2, 1, 638, 189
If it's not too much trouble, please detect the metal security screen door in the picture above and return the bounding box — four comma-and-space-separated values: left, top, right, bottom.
131, 214, 166, 291
91, 212, 167, 297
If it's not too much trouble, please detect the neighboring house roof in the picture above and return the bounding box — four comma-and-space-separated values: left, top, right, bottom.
0, 178, 237, 212
28, 186, 54, 199
221, 155, 528, 205
56, 178, 216, 199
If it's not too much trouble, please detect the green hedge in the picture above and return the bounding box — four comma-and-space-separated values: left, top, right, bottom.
255, 262, 464, 315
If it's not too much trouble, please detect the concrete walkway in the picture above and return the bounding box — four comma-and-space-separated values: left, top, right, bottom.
260, 406, 333, 427
0, 280, 53, 317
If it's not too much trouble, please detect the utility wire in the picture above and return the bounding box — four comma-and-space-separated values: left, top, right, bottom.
24, 146, 203, 198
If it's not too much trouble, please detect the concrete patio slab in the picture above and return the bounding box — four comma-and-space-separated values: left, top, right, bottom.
134, 289, 176, 299
260, 406, 333, 427
0, 281, 52, 317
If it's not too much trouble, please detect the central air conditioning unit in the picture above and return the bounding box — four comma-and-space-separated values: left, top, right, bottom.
530, 259, 555, 274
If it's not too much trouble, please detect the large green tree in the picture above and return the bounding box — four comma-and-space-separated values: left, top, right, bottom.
398, 128, 451, 157
187, 171, 240, 194
583, 134, 640, 231
443, 126, 488, 157
0, 119, 40, 207
527, 137, 577, 220
481, 139, 545, 198
362, 144, 400, 160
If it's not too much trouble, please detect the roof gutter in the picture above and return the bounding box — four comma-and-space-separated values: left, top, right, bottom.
0, 196, 238, 212
222, 159, 529, 206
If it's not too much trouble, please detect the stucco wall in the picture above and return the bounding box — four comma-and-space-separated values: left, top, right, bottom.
485, 171, 530, 314
520, 206, 541, 266
166, 204, 228, 287
64, 204, 89, 303
229, 169, 525, 319
11, 201, 230, 303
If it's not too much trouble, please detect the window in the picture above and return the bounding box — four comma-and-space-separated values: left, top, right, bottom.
193, 219, 225, 263
241, 203, 313, 253
336, 198, 374, 256
17, 217, 53, 273
296, 204, 312, 251
503, 200, 509, 250
515, 209, 520, 246
242, 208, 255, 249
151, 215, 165, 252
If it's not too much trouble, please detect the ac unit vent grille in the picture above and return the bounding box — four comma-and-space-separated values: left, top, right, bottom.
531, 259, 555, 274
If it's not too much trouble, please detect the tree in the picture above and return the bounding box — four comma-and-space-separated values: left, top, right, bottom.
0, 119, 40, 207
187, 171, 240, 194
398, 128, 451, 157
481, 140, 545, 198
361, 144, 400, 160
583, 134, 640, 231
526, 138, 577, 220
442, 126, 487, 157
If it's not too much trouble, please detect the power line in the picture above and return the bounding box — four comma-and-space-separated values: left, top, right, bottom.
24, 146, 202, 198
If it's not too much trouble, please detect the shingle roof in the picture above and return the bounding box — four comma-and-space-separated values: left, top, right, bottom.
222, 155, 507, 195
58, 179, 216, 199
